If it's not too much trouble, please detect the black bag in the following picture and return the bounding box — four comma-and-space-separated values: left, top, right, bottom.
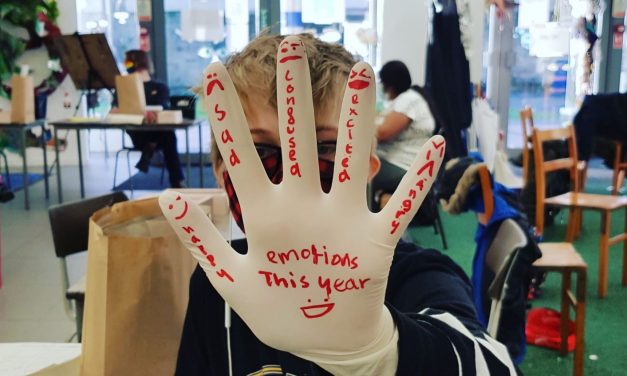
410, 190, 439, 226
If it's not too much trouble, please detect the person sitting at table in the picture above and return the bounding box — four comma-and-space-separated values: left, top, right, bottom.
371, 60, 437, 212
122, 49, 185, 188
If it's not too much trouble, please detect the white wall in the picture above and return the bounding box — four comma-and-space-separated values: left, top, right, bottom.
379, 0, 429, 85
468, 0, 486, 84
379, 0, 485, 85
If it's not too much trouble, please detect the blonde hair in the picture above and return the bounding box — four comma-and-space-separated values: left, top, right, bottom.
210, 33, 357, 166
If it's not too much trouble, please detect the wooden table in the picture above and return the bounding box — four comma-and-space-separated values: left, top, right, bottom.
49, 119, 204, 203
0, 119, 49, 209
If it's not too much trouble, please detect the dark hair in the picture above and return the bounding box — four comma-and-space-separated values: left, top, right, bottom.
379, 60, 412, 95
125, 49, 150, 71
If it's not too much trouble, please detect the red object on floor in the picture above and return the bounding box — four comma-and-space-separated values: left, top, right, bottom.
526, 307, 575, 352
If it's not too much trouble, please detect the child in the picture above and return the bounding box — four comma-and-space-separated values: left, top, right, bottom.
161, 34, 515, 375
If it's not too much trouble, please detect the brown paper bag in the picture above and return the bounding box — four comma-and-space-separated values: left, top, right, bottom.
10, 74, 35, 123
115, 73, 146, 115
80, 197, 196, 376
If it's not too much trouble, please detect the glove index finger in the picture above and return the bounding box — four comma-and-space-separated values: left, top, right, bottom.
373, 136, 446, 245
159, 190, 240, 286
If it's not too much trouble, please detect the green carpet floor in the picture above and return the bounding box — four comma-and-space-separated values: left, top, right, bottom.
407, 180, 627, 375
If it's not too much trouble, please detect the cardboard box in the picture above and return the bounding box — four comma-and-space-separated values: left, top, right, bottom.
157, 110, 183, 124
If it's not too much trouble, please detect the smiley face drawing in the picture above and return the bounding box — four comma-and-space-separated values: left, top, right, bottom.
347, 68, 372, 90
300, 298, 335, 319
167, 195, 189, 221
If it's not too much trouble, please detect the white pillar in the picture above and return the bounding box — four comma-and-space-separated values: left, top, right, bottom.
468, 0, 486, 84
225, 0, 250, 53
486, 5, 514, 143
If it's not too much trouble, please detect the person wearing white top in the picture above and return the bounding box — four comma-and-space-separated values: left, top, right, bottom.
373, 61, 436, 210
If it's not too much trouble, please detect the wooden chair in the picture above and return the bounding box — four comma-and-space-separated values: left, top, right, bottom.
520, 107, 587, 190
532, 125, 627, 297
520, 107, 535, 185
611, 141, 627, 195
532, 243, 587, 376
478, 164, 587, 376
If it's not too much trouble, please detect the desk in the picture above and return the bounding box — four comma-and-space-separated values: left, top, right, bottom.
49, 119, 203, 203
0, 120, 49, 210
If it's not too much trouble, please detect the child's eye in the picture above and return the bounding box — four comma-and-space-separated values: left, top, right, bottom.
254, 145, 280, 159
317, 142, 337, 158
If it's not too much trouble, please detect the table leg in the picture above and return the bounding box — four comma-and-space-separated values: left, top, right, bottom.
599, 210, 611, 298
185, 128, 191, 186
574, 269, 586, 376
76, 129, 85, 198
198, 122, 204, 188
41, 124, 49, 199
560, 271, 571, 356
566, 208, 577, 242
55, 127, 63, 203
21, 129, 29, 210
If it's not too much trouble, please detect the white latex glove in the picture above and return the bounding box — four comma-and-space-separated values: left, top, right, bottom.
159, 35, 445, 367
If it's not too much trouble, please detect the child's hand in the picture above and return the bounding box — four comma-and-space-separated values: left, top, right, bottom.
159, 36, 445, 359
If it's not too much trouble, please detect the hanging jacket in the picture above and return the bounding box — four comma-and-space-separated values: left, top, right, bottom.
574, 93, 627, 164
425, 0, 473, 159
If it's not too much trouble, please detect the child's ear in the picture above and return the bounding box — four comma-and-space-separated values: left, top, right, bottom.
368, 154, 381, 182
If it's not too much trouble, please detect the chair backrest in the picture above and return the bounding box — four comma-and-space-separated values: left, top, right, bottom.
48, 192, 129, 258
520, 106, 535, 184
485, 219, 528, 337
477, 164, 494, 224
475, 165, 530, 338
531, 125, 579, 235
520, 107, 535, 142
485, 219, 528, 293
